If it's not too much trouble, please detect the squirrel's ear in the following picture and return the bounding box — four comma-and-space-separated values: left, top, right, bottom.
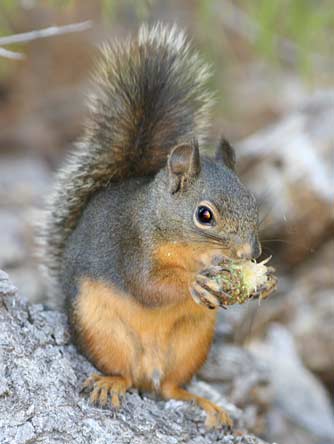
215, 137, 236, 171
168, 140, 201, 193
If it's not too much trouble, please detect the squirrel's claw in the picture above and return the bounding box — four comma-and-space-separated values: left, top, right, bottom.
190, 282, 219, 309
191, 268, 232, 309
190, 263, 235, 309
205, 408, 234, 429
82, 374, 129, 409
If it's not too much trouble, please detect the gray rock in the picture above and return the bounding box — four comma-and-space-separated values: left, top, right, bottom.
237, 90, 334, 267
0, 211, 24, 268
0, 155, 51, 304
0, 270, 17, 296
200, 343, 272, 407
289, 240, 334, 385
0, 271, 269, 444
0, 156, 50, 208
249, 324, 334, 444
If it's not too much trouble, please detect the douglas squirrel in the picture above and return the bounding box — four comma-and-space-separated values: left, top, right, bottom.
42, 23, 262, 428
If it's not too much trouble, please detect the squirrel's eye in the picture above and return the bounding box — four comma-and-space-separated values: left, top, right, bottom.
197, 206, 214, 225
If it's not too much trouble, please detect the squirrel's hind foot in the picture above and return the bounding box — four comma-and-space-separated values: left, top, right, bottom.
82, 373, 131, 408
204, 405, 233, 430
161, 384, 233, 430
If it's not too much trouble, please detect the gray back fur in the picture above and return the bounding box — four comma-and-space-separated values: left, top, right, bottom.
39, 23, 214, 297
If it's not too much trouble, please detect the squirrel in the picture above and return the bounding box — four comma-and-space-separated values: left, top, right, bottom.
41, 23, 261, 429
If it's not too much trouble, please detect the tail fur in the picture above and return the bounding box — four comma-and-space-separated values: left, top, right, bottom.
41, 23, 214, 284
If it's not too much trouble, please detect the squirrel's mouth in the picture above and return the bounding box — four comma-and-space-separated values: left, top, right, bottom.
201, 243, 262, 265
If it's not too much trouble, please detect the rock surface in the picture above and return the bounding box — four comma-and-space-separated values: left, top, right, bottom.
288, 240, 334, 386
0, 270, 269, 444
249, 324, 334, 444
0, 156, 50, 303
237, 90, 334, 268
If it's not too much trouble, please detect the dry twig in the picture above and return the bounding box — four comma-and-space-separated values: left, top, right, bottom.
0, 47, 24, 60
0, 20, 92, 60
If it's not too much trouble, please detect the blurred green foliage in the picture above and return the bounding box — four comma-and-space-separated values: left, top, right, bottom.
246, 0, 334, 71
199, 0, 334, 73
0, 0, 333, 76
102, 0, 154, 21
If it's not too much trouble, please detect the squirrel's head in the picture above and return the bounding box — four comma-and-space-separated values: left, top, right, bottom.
152, 139, 261, 261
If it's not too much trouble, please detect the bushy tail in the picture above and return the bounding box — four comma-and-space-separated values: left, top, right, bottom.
40, 23, 214, 285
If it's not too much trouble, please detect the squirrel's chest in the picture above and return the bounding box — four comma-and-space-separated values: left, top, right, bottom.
74, 278, 216, 391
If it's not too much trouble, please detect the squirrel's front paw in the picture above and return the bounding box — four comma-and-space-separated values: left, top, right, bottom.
82, 374, 130, 408
190, 266, 231, 309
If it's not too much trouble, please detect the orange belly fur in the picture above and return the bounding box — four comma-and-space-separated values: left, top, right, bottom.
74, 278, 216, 392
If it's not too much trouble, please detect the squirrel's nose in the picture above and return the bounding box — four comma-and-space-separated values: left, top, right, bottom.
236, 239, 262, 260
236, 243, 252, 260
